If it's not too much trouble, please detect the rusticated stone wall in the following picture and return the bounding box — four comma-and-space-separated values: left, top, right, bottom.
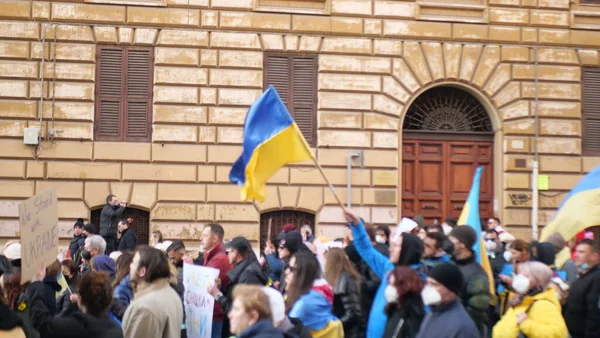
1, 0, 600, 247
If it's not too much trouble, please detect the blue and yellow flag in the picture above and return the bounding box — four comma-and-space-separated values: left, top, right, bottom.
229, 86, 312, 202
540, 165, 600, 265
457, 166, 495, 294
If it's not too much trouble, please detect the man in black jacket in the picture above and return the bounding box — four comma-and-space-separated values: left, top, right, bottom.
449, 226, 490, 337
68, 219, 86, 260
209, 236, 267, 338
117, 219, 137, 251
100, 194, 126, 255
563, 239, 600, 338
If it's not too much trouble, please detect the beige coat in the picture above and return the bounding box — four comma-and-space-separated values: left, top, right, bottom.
123, 278, 183, 338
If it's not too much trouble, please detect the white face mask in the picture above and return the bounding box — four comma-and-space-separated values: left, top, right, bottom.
421, 285, 442, 306
375, 235, 387, 244
384, 285, 398, 303
512, 274, 530, 294
503, 250, 512, 263
485, 240, 497, 252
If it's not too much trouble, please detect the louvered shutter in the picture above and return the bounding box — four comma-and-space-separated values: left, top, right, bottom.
125, 48, 153, 142
265, 54, 290, 105
95, 47, 124, 141
292, 55, 317, 146
583, 68, 600, 155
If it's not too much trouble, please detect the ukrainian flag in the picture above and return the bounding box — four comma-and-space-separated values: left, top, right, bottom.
457, 166, 495, 294
540, 165, 600, 265
229, 86, 312, 202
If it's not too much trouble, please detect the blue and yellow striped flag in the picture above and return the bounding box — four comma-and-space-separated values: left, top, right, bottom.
229, 86, 312, 202
457, 166, 495, 295
540, 165, 600, 267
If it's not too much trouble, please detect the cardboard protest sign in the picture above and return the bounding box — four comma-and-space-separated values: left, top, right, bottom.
183, 263, 220, 338
19, 189, 59, 284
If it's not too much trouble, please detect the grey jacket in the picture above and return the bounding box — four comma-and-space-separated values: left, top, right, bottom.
99, 203, 125, 238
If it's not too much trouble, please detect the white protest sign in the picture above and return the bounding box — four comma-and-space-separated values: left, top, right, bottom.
183, 263, 220, 338
19, 189, 59, 284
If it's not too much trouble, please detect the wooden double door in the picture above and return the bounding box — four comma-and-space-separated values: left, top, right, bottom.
401, 139, 494, 226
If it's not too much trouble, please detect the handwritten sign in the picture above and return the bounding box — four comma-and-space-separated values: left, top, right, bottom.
19, 189, 58, 284
183, 264, 220, 338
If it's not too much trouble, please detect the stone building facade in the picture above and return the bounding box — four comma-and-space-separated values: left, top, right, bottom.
1, 0, 600, 249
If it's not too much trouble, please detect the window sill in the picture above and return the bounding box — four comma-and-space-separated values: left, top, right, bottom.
85, 0, 167, 7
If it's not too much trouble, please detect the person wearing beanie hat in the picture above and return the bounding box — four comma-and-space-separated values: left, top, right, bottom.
415, 263, 479, 338
69, 219, 86, 260
546, 232, 578, 282
261, 287, 312, 338
449, 226, 490, 336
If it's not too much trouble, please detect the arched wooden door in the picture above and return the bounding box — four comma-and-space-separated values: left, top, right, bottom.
90, 208, 150, 246
260, 210, 315, 250
402, 86, 495, 226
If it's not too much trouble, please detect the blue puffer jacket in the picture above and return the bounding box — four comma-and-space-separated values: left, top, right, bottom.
350, 220, 426, 338
114, 275, 133, 306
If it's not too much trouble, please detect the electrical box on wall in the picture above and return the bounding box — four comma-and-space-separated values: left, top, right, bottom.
23, 127, 40, 145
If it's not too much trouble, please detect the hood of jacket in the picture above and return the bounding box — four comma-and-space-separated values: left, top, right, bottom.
0, 305, 23, 331
530, 242, 557, 267
397, 233, 423, 266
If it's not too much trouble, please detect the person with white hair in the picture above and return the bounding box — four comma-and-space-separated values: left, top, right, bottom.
261, 287, 312, 338
492, 261, 568, 338
84, 235, 107, 259
300, 225, 314, 244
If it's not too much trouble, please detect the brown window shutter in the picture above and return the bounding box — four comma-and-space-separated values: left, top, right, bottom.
583, 68, 600, 156
95, 46, 124, 141
264, 53, 317, 147
125, 47, 153, 142
291, 55, 317, 147
265, 54, 291, 105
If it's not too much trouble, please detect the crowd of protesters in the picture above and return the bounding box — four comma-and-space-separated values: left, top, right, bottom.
1, 196, 599, 338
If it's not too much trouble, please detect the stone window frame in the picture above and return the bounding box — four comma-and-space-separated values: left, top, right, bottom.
253, 0, 331, 15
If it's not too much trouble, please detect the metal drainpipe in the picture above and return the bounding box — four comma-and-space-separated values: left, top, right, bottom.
347, 152, 361, 208
531, 47, 540, 240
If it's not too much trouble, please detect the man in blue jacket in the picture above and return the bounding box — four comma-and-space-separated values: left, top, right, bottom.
344, 209, 425, 338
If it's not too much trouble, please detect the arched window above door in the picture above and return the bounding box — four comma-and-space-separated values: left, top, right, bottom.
403, 86, 493, 134
90, 208, 150, 246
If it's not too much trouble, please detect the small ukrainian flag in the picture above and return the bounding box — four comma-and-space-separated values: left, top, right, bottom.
229, 86, 312, 202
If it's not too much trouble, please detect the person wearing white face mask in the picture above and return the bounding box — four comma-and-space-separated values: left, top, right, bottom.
414, 263, 479, 338
492, 261, 568, 338
382, 267, 425, 338
375, 225, 391, 247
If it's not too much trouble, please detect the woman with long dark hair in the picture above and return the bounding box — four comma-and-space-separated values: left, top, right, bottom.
285, 251, 343, 338
382, 267, 425, 338
112, 252, 135, 307
324, 248, 363, 338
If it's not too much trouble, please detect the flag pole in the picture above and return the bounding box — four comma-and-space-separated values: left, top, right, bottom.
309, 154, 345, 209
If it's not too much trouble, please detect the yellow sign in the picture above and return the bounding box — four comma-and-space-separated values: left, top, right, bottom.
538, 175, 549, 191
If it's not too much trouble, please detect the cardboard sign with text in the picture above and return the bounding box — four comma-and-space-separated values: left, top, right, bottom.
183, 263, 219, 338
19, 189, 59, 284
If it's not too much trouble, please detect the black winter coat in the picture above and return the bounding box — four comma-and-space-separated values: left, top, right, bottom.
563, 265, 600, 338
99, 203, 125, 238
42, 277, 62, 316
26, 282, 123, 338
0, 304, 25, 335
332, 272, 364, 338
117, 228, 137, 251
285, 317, 312, 338
383, 295, 425, 338
216, 256, 268, 313
454, 255, 490, 333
